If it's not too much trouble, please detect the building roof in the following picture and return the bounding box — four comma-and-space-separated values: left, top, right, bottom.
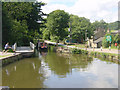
93, 37, 104, 44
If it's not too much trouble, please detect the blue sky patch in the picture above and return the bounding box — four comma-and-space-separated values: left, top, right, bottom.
49, 0, 78, 7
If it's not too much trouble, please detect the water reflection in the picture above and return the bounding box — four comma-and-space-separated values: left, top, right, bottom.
14, 66, 16, 71
32, 62, 35, 70
45, 52, 93, 78
2, 57, 47, 88
5, 69, 9, 76
2, 47, 118, 88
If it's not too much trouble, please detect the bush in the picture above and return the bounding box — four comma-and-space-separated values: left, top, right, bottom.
71, 48, 88, 54
72, 48, 81, 54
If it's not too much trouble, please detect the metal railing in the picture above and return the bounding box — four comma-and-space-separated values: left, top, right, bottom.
30, 42, 35, 50
13, 43, 17, 51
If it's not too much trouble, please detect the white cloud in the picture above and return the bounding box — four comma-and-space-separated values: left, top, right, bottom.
40, 0, 119, 23
42, 4, 69, 14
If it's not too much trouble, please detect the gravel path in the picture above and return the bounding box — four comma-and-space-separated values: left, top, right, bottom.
45, 40, 119, 54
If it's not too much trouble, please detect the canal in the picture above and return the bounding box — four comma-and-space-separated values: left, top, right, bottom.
2, 47, 118, 88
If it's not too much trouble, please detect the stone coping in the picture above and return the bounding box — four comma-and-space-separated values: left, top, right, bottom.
0, 52, 21, 60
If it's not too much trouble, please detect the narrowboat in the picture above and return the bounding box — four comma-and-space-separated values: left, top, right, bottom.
38, 42, 48, 51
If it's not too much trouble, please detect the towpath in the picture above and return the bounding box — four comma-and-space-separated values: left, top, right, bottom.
45, 40, 119, 54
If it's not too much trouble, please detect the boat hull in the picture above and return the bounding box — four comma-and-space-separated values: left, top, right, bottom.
39, 47, 48, 52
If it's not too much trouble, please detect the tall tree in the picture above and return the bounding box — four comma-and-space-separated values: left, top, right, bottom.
2, 2, 46, 46
108, 21, 119, 30
46, 10, 70, 42
92, 20, 108, 30
2, 2, 13, 46
70, 15, 94, 43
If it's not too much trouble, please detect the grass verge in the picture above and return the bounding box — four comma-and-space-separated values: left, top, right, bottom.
0, 55, 11, 58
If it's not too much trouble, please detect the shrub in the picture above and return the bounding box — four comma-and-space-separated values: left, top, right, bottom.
71, 48, 88, 54
72, 48, 81, 54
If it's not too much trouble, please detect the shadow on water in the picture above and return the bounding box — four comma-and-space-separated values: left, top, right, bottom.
2, 46, 118, 88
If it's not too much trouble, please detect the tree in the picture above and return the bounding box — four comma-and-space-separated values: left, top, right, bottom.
46, 10, 70, 42
42, 28, 50, 40
2, 3, 13, 46
2, 2, 46, 46
69, 15, 94, 43
113, 34, 120, 46
10, 20, 29, 46
108, 21, 119, 30
26, 1, 46, 39
92, 20, 108, 31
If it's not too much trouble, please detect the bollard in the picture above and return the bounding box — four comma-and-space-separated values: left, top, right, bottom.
109, 46, 111, 51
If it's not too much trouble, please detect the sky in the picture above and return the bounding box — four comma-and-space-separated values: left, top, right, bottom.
38, 0, 119, 23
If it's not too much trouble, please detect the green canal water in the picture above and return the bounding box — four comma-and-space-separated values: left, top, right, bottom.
2, 48, 118, 88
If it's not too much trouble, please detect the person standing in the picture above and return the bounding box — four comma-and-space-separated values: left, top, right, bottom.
109, 46, 111, 51
101, 45, 102, 51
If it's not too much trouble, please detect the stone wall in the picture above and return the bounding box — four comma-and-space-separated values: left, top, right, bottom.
2, 54, 23, 66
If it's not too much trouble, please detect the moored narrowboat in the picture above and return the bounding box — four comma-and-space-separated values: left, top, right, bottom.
38, 42, 48, 51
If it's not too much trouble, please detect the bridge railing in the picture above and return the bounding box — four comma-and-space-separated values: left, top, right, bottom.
12, 43, 17, 51
30, 42, 35, 50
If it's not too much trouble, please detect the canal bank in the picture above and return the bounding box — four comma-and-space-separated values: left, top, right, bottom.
0, 53, 23, 66
56, 46, 120, 64
0, 52, 35, 66
44, 40, 119, 63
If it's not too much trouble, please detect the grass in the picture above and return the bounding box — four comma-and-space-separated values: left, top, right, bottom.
90, 51, 118, 56
103, 45, 119, 50
70, 44, 85, 48
58, 45, 65, 47
0, 55, 11, 58
110, 30, 117, 32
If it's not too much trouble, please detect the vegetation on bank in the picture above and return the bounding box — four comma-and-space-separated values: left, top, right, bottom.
89, 51, 119, 64
103, 46, 119, 49
66, 47, 119, 64
89, 51, 118, 56
70, 47, 118, 56
71, 48, 88, 54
